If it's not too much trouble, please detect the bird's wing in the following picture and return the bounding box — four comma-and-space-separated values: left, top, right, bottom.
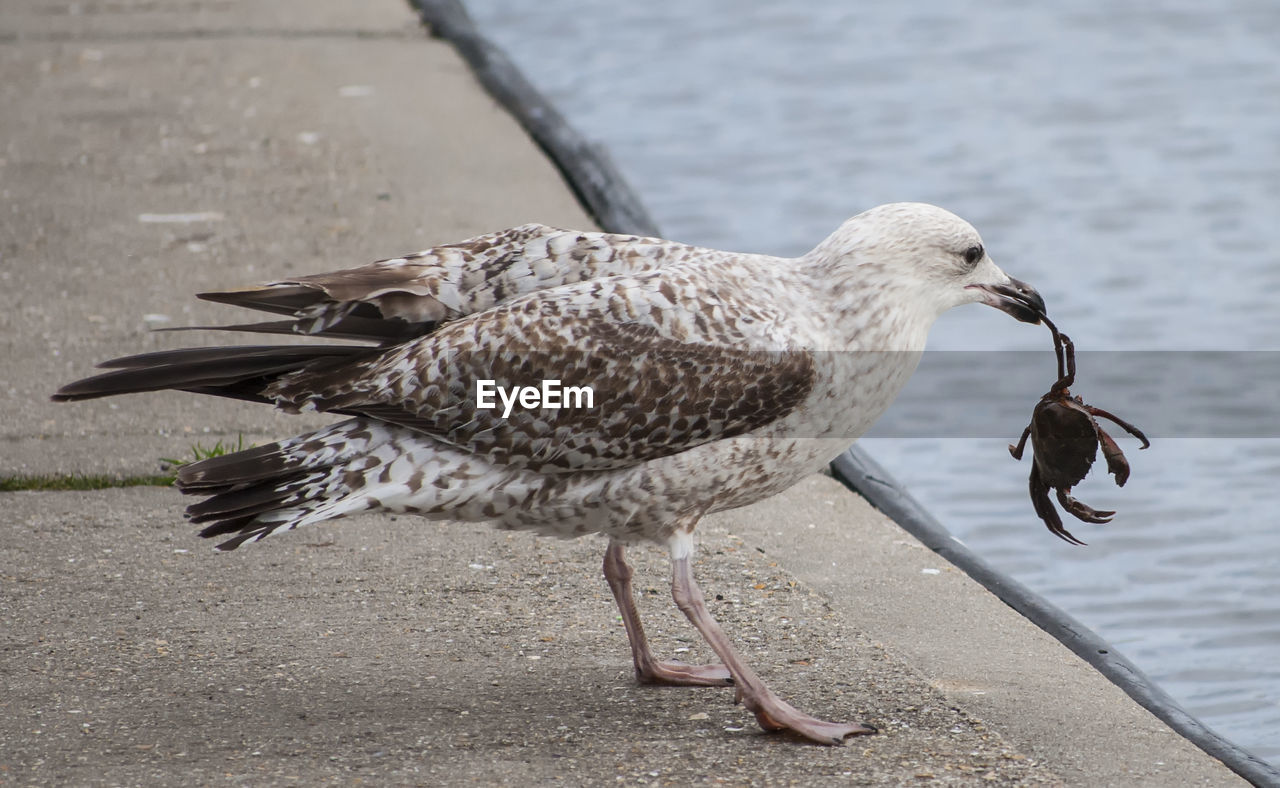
189, 224, 694, 344
261, 275, 816, 472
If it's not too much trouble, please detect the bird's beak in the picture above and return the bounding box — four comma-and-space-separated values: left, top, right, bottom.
967, 277, 1046, 324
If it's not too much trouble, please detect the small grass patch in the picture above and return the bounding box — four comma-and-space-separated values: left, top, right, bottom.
158, 436, 250, 469
1, 435, 252, 492
0, 474, 175, 491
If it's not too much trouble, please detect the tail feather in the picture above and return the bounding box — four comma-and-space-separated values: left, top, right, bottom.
204, 523, 290, 552
50, 345, 371, 403
184, 471, 313, 524
195, 514, 260, 540
175, 443, 294, 492
159, 313, 432, 344
197, 281, 444, 338
198, 285, 330, 316
177, 419, 396, 551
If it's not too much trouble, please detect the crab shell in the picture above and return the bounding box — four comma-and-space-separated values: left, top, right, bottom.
1029, 394, 1106, 489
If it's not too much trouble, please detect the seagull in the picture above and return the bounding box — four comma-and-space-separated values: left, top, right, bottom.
54, 202, 1044, 744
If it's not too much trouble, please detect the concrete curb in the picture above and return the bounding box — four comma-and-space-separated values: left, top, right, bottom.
407, 1, 1274, 784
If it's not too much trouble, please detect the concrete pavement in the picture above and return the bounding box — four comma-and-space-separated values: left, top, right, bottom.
0, 1, 1243, 784
2, 0, 591, 478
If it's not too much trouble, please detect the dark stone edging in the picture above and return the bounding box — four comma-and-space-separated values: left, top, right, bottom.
409, 0, 660, 239
406, 1, 1278, 784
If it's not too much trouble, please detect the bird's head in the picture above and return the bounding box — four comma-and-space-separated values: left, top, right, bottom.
809, 202, 1046, 326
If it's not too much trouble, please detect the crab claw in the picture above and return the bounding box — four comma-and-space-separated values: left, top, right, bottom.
1057, 489, 1115, 524
1088, 409, 1150, 489
1030, 465, 1086, 545
1096, 430, 1130, 486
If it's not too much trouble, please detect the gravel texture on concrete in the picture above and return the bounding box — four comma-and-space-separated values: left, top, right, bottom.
4, 486, 1062, 786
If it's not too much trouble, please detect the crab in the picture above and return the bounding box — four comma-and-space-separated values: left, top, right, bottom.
1009, 316, 1150, 544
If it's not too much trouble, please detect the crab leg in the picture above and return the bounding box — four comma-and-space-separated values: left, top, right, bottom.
1040, 316, 1074, 388
1008, 425, 1032, 460
1056, 488, 1115, 524
1030, 464, 1086, 545
1059, 333, 1076, 388
1086, 406, 1151, 450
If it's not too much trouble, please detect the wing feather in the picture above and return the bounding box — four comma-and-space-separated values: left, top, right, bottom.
263, 275, 815, 472
197, 224, 691, 343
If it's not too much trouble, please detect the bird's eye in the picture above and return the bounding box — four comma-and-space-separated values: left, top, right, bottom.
962, 245, 984, 266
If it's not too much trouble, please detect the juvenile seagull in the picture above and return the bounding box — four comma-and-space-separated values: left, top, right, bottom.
54, 202, 1043, 744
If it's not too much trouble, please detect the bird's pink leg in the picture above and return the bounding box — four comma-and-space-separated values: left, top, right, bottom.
669, 552, 876, 744
602, 540, 732, 686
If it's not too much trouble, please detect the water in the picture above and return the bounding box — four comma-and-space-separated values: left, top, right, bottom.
463, 0, 1280, 762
